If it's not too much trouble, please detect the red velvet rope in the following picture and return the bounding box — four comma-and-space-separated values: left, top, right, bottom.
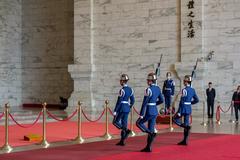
108, 108, 114, 117
216, 106, 221, 122
9, 112, 42, 128
157, 114, 168, 118
47, 109, 78, 121
218, 105, 232, 113
81, 108, 105, 122
0, 112, 4, 120
133, 106, 140, 115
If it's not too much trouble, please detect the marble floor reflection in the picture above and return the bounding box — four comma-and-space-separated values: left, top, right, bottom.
174, 111, 240, 135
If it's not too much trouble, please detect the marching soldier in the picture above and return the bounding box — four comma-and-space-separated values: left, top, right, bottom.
113, 74, 135, 146
162, 72, 175, 114
136, 72, 164, 152
232, 85, 240, 123
173, 75, 199, 145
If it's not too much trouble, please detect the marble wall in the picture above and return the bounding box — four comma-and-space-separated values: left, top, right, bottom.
0, 0, 74, 108
22, 0, 74, 104
1, 0, 239, 110
203, 0, 240, 108
0, 0, 22, 107
71, 0, 180, 110
71, 0, 240, 111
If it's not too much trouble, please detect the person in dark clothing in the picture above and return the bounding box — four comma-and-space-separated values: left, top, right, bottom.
232, 85, 240, 123
206, 82, 216, 118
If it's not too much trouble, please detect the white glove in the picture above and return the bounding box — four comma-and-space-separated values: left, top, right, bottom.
140, 116, 143, 119
113, 112, 117, 116
177, 113, 181, 117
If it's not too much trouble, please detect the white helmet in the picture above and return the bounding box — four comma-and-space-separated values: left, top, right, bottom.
120, 74, 129, 81
147, 72, 157, 81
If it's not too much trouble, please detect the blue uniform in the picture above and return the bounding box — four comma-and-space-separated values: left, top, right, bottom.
174, 85, 199, 127
136, 84, 164, 133
113, 84, 135, 130
162, 79, 175, 111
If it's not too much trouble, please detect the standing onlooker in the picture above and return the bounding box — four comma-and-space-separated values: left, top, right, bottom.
206, 82, 216, 118
232, 85, 240, 123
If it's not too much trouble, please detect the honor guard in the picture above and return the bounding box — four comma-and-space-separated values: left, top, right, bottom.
112, 74, 135, 146
173, 75, 199, 145
136, 72, 164, 152
162, 72, 175, 114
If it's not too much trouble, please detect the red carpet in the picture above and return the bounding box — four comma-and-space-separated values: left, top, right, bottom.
1, 132, 239, 160
0, 121, 170, 147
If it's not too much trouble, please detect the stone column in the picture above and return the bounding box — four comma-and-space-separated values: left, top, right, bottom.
0, 0, 22, 108
175, 0, 234, 108
68, 0, 95, 110
174, 0, 205, 105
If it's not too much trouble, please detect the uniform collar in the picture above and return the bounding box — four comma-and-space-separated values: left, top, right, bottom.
123, 84, 128, 87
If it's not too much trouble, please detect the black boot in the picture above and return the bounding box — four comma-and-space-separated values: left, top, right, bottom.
141, 134, 151, 152
178, 127, 190, 145
116, 139, 125, 146
124, 129, 131, 139
116, 129, 126, 146
140, 133, 156, 152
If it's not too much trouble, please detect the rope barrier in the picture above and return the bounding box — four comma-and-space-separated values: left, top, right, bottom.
218, 105, 232, 113
9, 111, 42, 128
108, 108, 115, 117
133, 106, 140, 115
157, 114, 168, 118
46, 109, 78, 121
81, 108, 105, 122
0, 112, 4, 120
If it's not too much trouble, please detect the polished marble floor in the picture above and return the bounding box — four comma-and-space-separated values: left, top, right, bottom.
175, 111, 240, 135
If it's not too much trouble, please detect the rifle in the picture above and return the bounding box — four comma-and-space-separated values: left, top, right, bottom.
191, 58, 200, 84
155, 54, 163, 77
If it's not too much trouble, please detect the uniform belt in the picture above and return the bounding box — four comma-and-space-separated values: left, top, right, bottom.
121, 101, 129, 104
164, 88, 172, 90
147, 103, 156, 106
184, 102, 191, 105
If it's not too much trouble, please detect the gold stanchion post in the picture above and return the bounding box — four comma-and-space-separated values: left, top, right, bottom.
129, 108, 136, 137
74, 101, 84, 143
40, 102, 50, 148
200, 101, 207, 126
216, 102, 222, 125
1, 103, 13, 153
229, 103, 235, 123
169, 106, 174, 132
102, 100, 112, 140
